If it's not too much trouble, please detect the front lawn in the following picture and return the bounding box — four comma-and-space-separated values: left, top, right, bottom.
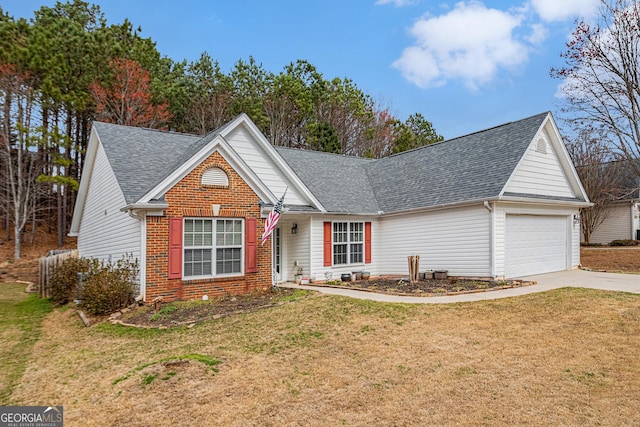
2, 285, 640, 425
581, 246, 640, 272
0, 283, 51, 404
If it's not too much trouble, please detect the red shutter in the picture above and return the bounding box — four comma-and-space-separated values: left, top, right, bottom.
245, 218, 257, 273
168, 217, 183, 279
365, 222, 372, 264
323, 222, 332, 267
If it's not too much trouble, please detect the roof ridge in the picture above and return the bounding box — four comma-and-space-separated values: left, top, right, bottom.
381, 111, 550, 160
275, 146, 375, 162
92, 121, 201, 138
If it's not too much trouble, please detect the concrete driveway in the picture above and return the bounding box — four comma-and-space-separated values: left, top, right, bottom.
521, 269, 640, 293
281, 269, 640, 304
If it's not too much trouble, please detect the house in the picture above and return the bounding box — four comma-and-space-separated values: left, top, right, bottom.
588, 200, 640, 243
586, 161, 640, 244
69, 112, 590, 302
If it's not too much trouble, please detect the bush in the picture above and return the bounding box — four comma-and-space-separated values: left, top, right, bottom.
49, 257, 92, 305
81, 255, 139, 316
609, 239, 640, 247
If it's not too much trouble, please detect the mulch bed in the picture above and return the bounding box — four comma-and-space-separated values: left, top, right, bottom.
108, 277, 533, 329
310, 277, 532, 297
112, 288, 302, 329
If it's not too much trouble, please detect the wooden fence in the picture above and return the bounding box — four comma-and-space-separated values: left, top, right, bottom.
39, 249, 78, 298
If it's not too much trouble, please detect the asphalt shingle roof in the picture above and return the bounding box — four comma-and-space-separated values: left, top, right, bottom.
94, 112, 578, 214
94, 122, 202, 204
275, 148, 380, 213
365, 112, 550, 212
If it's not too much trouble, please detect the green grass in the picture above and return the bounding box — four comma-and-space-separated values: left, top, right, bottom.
0, 283, 52, 404
150, 305, 178, 322
113, 353, 222, 385
276, 289, 312, 302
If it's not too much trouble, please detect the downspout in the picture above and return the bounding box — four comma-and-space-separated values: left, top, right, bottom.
484, 201, 497, 278
139, 215, 147, 302
126, 208, 147, 302
631, 200, 637, 240
308, 216, 313, 284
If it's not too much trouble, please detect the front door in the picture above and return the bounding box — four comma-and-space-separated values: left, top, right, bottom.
273, 227, 282, 282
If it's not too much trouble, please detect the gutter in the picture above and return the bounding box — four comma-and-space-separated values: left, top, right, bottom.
379, 198, 495, 218
120, 202, 170, 211
498, 195, 593, 208
120, 202, 169, 219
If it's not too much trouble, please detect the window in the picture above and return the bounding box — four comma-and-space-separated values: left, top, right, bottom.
333, 222, 364, 265
350, 222, 364, 263
184, 218, 242, 277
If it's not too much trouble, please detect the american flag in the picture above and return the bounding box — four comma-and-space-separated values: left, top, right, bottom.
261, 189, 287, 245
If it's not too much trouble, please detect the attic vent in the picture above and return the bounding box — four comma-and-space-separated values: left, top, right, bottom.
535, 138, 547, 154
201, 167, 229, 187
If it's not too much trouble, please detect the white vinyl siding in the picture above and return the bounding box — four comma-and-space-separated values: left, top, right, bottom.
378, 206, 491, 277
635, 203, 640, 240
277, 217, 311, 281
505, 132, 575, 198
77, 142, 141, 264
225, 126, 307, 206
589, 204, 633, 244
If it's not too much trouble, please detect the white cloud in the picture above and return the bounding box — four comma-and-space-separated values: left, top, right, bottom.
527, 23, 548, 45
393, 1, 528, 90
530, 0, 600, 22
376, 0, 418, 6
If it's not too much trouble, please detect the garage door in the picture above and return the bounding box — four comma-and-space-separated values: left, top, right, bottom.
505, 215, 567, 277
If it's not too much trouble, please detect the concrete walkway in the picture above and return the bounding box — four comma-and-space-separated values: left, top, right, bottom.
279, 269, 640, 304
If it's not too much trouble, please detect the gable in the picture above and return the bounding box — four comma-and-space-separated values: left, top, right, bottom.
71, 141, 141, 262
502, 117, 587, 202
224, 125, 309, 206
163, 150, 260, 215
139, 134, 275, 206
221, 118, 322, 210
503, 128, 575, 198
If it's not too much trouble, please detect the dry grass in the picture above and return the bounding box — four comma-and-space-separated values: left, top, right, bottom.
581, 247, 640, 272
4, 286, 640, 426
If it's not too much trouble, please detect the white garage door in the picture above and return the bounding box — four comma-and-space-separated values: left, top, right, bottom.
505, 215, 567, 278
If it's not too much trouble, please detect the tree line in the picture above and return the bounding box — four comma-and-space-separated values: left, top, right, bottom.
553, 0, 640, 243
0, 1, 443, 259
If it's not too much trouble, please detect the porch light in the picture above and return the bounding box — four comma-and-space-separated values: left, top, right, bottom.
573, 214, 580, 225
291, 223, 298, 234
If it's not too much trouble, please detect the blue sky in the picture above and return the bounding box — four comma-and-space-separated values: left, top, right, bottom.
5, 0, 600, 139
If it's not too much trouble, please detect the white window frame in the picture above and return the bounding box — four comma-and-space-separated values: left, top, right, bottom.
332, 221, 364, 266
183, 218, 244, 279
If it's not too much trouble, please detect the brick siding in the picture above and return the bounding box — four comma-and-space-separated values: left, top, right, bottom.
145, 151, 271, 301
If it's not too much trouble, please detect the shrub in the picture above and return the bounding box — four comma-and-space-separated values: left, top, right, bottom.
49, 257, 92, 305
609, 239, 640, 247
81, 255, 139, 316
